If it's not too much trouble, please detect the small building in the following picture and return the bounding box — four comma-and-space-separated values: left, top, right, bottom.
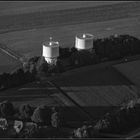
42, 37, 59, 65
75, 33, 94, 51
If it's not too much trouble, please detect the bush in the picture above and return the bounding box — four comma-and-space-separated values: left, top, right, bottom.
31, 105, 52, 126
47, 60, 65, 74
93, 98, 140, 134
59, 47, 71, 59
36, 57, 48, 76
69, 50, 93, 67
55, 60, 65, 73
73, 125, 99, 138
0, 100, 15, 118
18, 122, 38, 138
19, 104, 35, 121
94, 34, 140, 60
51, 107, 61, 128
28, 56, 40, 64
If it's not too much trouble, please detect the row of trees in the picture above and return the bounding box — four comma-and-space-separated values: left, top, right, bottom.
72, 98, 140, 138
0, 68, 36, 90
23, 56, 65, 78
59, 34, 140, 68
69, 35, 140, 68
1, 34, 140, 90
0, 55, 66, 90
69, 50, 100, 67
0, 100, 67, 138
0, 57, 40, 90
93, 98, 140, 135
94, 35, 140, 60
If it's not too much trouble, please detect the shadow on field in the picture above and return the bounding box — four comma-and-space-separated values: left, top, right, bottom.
45, 66, 136, 123
51, 66, 134, 87
57, 106, 119, 125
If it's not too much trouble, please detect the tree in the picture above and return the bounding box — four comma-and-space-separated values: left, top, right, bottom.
59, 47, 71, 59
0, 100, 15, 118
28, 56, 40, 64
55, 60, 65, 73
19, 104, 35, 121
36, 57, 49, 76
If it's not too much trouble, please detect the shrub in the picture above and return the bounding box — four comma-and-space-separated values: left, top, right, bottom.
0, 100, 15, 118
19, 104, 35, 121
55, 60, 65, 73
51, 107, 61, 128
18, 122, 38, 138
73, 125, 99, 138
36, 57, 48, 76
28, 56, 40, 64
69, 50, 93, 67
59, 47, 71, 59
31, 105, 52, 126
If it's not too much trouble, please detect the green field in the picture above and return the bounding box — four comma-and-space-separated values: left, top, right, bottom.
114, 60, 140, 92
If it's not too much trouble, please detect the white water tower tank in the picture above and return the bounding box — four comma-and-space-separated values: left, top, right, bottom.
75, 33, 94, 51
42, 37, 59, 65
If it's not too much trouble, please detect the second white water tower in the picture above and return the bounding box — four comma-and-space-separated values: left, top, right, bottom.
42, 37, 59, 65
75, 33, 94, 51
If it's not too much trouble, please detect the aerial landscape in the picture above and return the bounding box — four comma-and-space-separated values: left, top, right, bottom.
0, 1, 140, 138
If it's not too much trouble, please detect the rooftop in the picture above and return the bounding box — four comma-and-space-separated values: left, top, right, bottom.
43, 37, 59, 47
76, 33, 94, 39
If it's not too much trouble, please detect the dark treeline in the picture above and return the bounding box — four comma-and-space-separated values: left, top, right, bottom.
0, 100, 71, 138
0, 34, 140, 90
93, 98, 140, 135
58, 34, 140, 68
0, 69, 36, 90
1, 98, 140, 138
72, 98, 140, 138
94, 35, 140, 60
0, 56, 40, 90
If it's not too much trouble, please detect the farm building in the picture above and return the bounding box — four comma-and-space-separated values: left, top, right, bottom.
42, 37, 59, 65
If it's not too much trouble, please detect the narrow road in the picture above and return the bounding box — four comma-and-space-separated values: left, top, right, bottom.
0, 43, 24, 64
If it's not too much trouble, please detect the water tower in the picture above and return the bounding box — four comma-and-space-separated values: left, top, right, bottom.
42, 37, 59, 65
75, 33, 94, 51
